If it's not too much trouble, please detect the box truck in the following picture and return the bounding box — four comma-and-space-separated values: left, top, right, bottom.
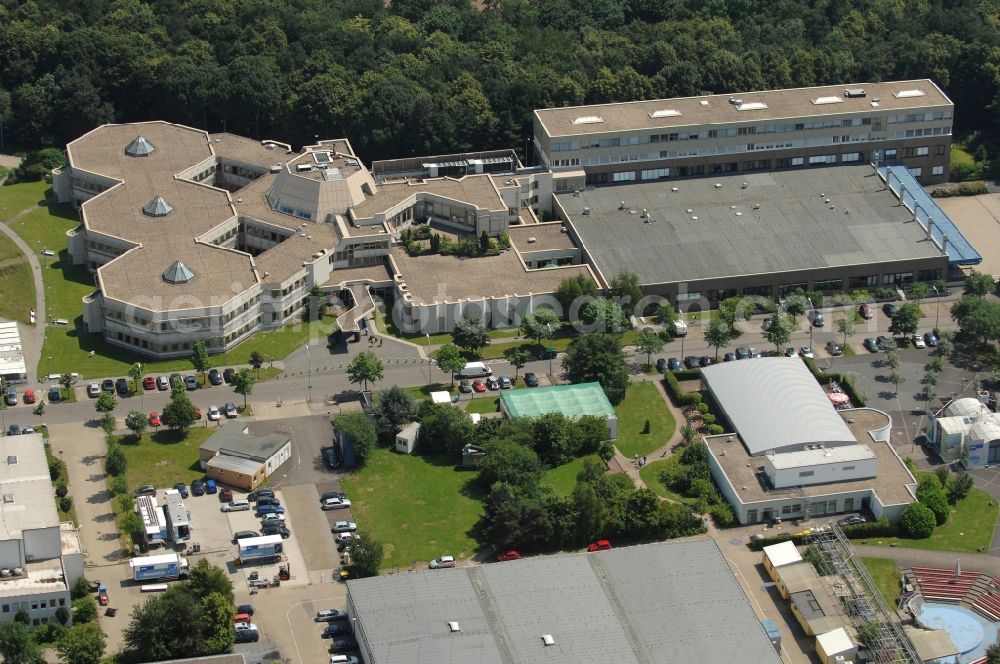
129, 553, 189, 582
237, 534, 284, 564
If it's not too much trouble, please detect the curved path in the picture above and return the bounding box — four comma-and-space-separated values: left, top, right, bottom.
0, 202, 47, 381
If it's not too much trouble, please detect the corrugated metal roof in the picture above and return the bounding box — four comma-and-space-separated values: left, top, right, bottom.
701, 358, 856, 455
348, 539, 780, 664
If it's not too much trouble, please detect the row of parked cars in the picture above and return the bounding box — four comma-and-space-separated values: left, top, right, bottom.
5, 385, 64, 407
135, 479, 231, 499
85, 368, 241, 400
230, 488, 292, 538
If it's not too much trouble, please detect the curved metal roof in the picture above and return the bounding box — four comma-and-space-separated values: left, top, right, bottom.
700, 358, 856, 455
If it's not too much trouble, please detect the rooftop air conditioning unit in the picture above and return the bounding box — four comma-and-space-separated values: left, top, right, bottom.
270, 164, 281, 173
619, 201, 626, 210
527, 237, 536, 243
582, 207, 591, 215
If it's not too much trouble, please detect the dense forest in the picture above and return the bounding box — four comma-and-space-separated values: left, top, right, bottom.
2, 0, 1000, 164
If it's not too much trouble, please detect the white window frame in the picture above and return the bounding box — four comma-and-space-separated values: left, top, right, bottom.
932, 165, 944, 175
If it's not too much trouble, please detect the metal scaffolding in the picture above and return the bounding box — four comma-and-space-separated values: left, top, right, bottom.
804, 525, 921, 664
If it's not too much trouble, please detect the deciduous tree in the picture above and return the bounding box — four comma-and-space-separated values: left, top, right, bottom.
889, 303, 920, 337
434, 343, 465, 388
562, 334, 629, 404
125, 410, 147, 439
521, 309, 560, 345
503, 346, 530, 380
635, 331, 664, 367
452, 315, 491, 354
704, 320, 734, 359
346, 351, 383, 392
57, 624, 105, 664
348, 530, 384, 578
373, 385, 419, 432
333, 412, 376, 465
764, 316, 793, 354
161, 390, 197, 432
965, 269, 995, 298
95, 392, 117, 414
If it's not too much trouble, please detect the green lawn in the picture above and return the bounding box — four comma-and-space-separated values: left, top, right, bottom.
869, 474, 998, 553
373, 305, 520, 346
860, 557, 900, 607
614, 381, 676, 458
0, 181, 49, 222
0, 261, 35, 323
638, 457, 699, 505
951, 145, 976, 169
403, 383, 456, 402
541, 454, 599, 496
464, 396, 500, 414
341, 449, 484, 569
117, 427, 216, 490
0, 230, 22, 262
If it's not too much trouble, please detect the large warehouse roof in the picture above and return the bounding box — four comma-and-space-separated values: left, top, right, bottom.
499, 382, 615, 420
700, 358, 856, 455
347, 539, 781, 664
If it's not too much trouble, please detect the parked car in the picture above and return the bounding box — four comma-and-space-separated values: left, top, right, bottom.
458, 379, 473, 393
322, 622, 353, 638
255, 504, 285, 516
762, 317, 773, 331
142, 376, 156, 390
825, 341, 843, 356
222, 500, 251, 512
148, 412, 161, 427
234, 622, 259, 643
223, 368, 235, 384
173, 482, 188, 498
498, 376, 512, 389
497, 550, 522, 561
232, 530, 258, 543
233, 612, 252, 624
207, 368, 222, 386
655, 358, 668, 373
4, 387, 15, 406
683, 356, 700, 369
184, 375, 198, 391
324, 447, 341, 469
115, 378, 129, 396
6, 425, 20, 436
810, 311, 825, 327
699, 356, 712, 367
48, 386, 61, 403
331, 521, 357, 533
134, 485, 156, 497
260, 513, 286, 523
156, 375, 169, 391
22, 389, 35, 405
471, 379, 486, 393
784, 347, 798, 358
587, 539, 612, 552
863, 338, 879, 353
858, 303, 874, 319
86, 383, 101, 398
219, 487, 232, 502
799, 346, 815, 359
883, 303, 898, 317
224, 402, 238, 418
261, 524, 290, 538
236, 604, 254, 616
101, 379, 115, 394
321, 498, 351, 511
748, 347, 761, 358
924, 331, 940, 347
429, 556, 456, 569
316, 609, 348, 622
911, 334, 926, 349
21, 426, 34, 435
205, 479, 217, 494
723, 352, 736, 362
735, 346, 749, 360
667, 357, 683, 371
191, 479, 205, 496
836, 515, 867, 527
486, 376, 499, 390
252, 489, 276, 502
207, 405, 221, 421
319, 491, 344, 502
328, 636, 359, 653
524, 372, 539, 387
875, 335, 890, 350
256, 496, 280, 507
329, 655, 361, 664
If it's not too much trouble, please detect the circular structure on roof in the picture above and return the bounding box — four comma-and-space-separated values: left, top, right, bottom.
125, 135, 156, 157
162, 260, 195, 284
142, 196, 173, 217
917, 603, 985, 654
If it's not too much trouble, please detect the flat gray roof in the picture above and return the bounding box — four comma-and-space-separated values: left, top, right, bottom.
0, 434, 59, 539
701, 358, 856, 455
201, 424, 289, 461
348, 539, 780, 664
557, 165, 945, 287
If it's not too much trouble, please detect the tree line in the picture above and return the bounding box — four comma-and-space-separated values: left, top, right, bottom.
2, 0, 999, 166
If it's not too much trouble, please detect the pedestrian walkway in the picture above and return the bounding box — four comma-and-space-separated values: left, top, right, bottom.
852, 544, 1000, 577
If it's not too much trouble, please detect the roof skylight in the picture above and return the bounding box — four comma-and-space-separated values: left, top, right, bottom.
142, 196, 174, 217
735, 102, 768, 111
162, 260, 195, 284
125, 136, 156, 157
811, 96, 844, 105
649, 109, 681, 118
894, 89, 925, 98
571, 116, 604, 125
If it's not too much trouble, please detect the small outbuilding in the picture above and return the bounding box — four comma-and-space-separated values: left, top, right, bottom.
430, 391, 453, 405
499, 382, 617, 438
199, 424, 292, 490
761, 540, 803, 582
395, 422, 420, 454
815, 627, 857, 664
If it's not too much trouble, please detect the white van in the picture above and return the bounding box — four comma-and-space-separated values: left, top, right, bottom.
672, 319, 688, 337
459, 362, 492, 378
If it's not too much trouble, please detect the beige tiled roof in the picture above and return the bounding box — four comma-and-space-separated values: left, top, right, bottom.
390, 248, 593, 304
256, 223, 339, 284
209, 133, 292, 167
536, 79, 952, 137
68, 121, 213, 179
352, 175, 507, 219
509, 222, 576, 252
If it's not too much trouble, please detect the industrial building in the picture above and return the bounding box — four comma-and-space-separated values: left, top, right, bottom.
0, 322, 26, 385
346, 539, 781, 664
199, 424, 292, 490
0, 434, 84, 627
701, 358, 917, 525
555, 163, 978, 301
925, 395, 1000, 468
499, 382, 618, 438
534, 79, 953, 186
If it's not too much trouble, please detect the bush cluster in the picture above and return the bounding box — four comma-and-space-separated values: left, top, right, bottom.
930, 182, 989, 197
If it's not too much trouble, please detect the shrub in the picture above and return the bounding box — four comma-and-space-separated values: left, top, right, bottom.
58, 496, 72, 513
72, 596, 97, 623
711, 501, 736, 527
696, 402, 709, 415
109, 475, 128, 496
54, 606, 70, 625
701, 413, 716, 426
949, 469, 974, 503
917, 475, 950, 525
839, 516, 896, 539
900, 503, 936, 538
55, 483, 68, 498
71, 577, 91, 600
706, 424, 725, 435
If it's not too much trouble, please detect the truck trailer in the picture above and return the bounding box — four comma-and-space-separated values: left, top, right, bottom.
237, 534, 283, 565
129, 553, 190, 582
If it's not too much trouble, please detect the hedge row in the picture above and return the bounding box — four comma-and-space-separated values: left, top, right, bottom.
746, 518, 897, 550
663, 371, 701, 407
930, 182, 989, 197
802, 358, 867, 407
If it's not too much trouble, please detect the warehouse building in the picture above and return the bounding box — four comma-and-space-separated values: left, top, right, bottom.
701, 358, 917, 525
346, 539, 781, 664
199, 424, 292, 490
499, 382, 618, 438
534, 79, 953, 186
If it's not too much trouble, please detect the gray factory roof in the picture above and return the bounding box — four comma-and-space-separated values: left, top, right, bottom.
201, 424, 290, 461
347, 539, 780, 664
0, 434, 59, 540
701, 357, 856, 455
557, 164, 947, 287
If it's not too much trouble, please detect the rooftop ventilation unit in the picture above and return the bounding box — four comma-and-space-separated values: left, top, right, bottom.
571, 116, 604, 125
894, 89, 925, 98
844, 88, 867, 98
728, 98, 742, 106
6, 456, 15, 465
812, 96, 844, 105
527, 236, 536, 243
649, 109, 681, 118
582, 207, 591, 215
270, 164, 282, 174
264, 143, 276, 150
714, 183, 722, 188
542, 635, 556, 646
619, 201, 626, 210
448, 622, 461, 633
699, 100, 710, 107
313, 151, 333, 164
296, 163, 312, 173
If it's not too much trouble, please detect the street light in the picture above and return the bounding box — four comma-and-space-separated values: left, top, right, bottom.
44, 356, 52, 383
305, 344, 312, 403
138, 362, 143, 411
425, 333, 431, 387
807, 298, 815, 350
930, 284, 941, 331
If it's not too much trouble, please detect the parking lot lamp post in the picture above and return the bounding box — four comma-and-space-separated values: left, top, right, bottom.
305, 344, 312, 403
930, 285, 941, 331
546, 324, 554, 376
425, 334, 431, 387
138, 362, 143, 411
807, 299, 814, 350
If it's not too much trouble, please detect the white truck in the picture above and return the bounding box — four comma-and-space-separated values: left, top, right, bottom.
129, 553, 189, 582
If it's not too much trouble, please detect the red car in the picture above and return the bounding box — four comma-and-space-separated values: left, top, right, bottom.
22, 390, 36, 405
142, 375, 156, 390
233, 613, 252, 623
148, 412, 161, 427
472, 379, 487, 393
497, 550, 522, 562
587, 539, 612, 552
